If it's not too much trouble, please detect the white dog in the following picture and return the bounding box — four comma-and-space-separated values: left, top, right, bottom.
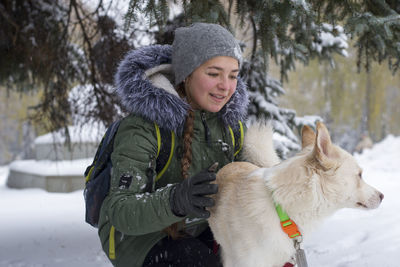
208, 122, 383, 267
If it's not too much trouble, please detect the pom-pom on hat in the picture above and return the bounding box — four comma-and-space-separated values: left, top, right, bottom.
172, 23, 242, 85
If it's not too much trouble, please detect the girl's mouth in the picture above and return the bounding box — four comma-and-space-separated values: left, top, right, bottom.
210, 93, 226, 100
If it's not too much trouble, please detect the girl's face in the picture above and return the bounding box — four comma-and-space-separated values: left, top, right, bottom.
185, 56, 239, 113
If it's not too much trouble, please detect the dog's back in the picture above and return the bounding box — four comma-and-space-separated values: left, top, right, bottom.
209, 161, 294, 267
208, 122, 289, 267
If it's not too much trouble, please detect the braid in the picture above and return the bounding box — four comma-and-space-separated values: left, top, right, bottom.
164, 82, 195, 240
181, 109, 195, 179
175, 81, 195, 179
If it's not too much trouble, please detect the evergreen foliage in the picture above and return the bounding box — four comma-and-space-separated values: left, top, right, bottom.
240, 53, 302, 158
125, 0, 400, 78
309, 0, 400, 73
0, 0, 132, 134
124, 0, 399, 157
1, 0, 399, 156
0, 0, 77, 131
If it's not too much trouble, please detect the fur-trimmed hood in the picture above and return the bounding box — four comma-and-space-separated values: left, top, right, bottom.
114, 45, 249, 134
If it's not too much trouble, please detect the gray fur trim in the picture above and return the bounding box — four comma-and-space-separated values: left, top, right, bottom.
219, 78, 249, 131
114, 45, 248, 134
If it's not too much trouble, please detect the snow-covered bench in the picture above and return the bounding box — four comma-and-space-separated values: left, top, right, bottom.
7, 124, 103, 192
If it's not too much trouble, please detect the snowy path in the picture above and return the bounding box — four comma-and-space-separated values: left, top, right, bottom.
0, 135, 399, 267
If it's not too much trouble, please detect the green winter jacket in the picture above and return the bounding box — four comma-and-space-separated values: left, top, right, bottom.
97, 45, 249, 267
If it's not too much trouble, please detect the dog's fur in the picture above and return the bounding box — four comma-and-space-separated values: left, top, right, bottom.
208, 121, 383, 267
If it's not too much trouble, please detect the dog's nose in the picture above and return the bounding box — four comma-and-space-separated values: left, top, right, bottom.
379, 193, 384, 202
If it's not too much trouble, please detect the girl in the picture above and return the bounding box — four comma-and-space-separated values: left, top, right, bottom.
98, 23, 249, 267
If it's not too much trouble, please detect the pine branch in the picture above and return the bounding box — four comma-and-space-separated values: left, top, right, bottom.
0, 3, 20, 44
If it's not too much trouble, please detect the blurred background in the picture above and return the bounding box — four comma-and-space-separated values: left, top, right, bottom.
1, 0, 399, 165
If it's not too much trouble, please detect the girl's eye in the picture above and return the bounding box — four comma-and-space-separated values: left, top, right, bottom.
230, 75, 238, 80
207, 73, 218, 77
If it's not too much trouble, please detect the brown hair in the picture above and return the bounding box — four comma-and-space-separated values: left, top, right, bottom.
163, 82, 195, 239
177, 82, 195, 180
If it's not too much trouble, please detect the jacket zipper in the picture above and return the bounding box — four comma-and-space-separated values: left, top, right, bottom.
200, 111, 212, 147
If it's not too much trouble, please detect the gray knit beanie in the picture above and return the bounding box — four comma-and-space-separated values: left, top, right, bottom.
172, 23, 242, 85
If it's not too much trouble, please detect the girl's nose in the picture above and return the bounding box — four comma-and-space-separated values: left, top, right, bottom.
217, 76, 229, 90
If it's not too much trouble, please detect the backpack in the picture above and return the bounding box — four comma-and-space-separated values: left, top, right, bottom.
83, 119, 175, 228
83, 119, 244, 228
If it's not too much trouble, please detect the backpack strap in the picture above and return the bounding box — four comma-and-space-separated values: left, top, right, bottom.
154, 123, 175, 181
85, 119, 122, 183
109, 226, 116, 259
228, 120, 244, 158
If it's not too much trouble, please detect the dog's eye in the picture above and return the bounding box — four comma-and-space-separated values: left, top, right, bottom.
358, 172, 362, 179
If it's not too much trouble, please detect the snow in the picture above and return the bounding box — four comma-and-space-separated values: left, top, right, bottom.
82, 0, 155, 47
9, 158, 92, 176
0, 167, 110, 267
294, 115, 323, 128
34, 123, 104, 145
0, 136, 399, 266
312, 23, 349, 57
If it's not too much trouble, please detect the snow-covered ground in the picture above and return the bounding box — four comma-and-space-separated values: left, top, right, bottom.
306, 135, 400, 267
0, 171, 111, 267
0, 135, 399, 267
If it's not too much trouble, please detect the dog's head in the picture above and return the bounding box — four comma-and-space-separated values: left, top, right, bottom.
301, 122, 384, 210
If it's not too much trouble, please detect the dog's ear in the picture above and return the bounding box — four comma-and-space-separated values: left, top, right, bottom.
313, 122, 338, 167
301, 125, 316, 148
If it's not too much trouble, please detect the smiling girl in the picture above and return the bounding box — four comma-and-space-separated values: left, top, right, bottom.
97, 23, 249, 267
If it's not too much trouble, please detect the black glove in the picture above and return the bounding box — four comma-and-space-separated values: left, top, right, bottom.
170, 163, 219, 219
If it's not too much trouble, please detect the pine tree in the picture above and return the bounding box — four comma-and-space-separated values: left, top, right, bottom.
0, 0, 133, 133
1, 0, 399, 156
